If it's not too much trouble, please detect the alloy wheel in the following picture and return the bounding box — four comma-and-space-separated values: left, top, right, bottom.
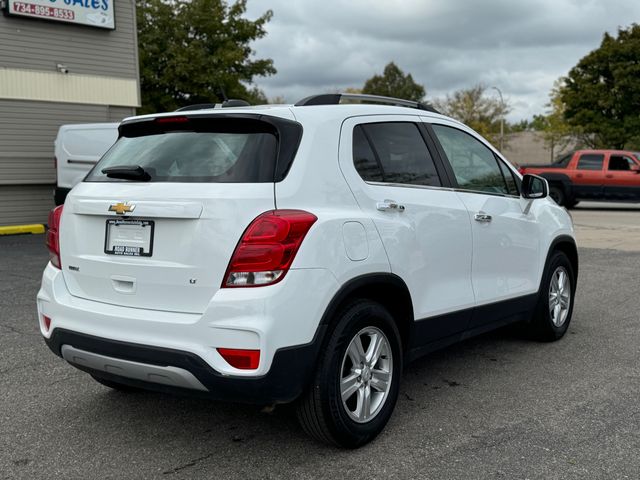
549, 266, 571, 327
340, 327, 393, 423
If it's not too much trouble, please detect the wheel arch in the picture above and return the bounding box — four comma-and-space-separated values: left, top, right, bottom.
545, 235, 579, 282
318, 273, 414, 352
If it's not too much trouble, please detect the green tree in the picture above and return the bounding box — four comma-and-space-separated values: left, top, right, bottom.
362, 62, 425, 102
508, 119, 532, 133
137, 0, 275, 114
434, 84, 510, 148
531, 80, 580, 159
561, 24, 640, 149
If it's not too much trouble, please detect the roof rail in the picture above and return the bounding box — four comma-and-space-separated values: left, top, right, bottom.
175, 99, 251, 112
294, 93, 440, 114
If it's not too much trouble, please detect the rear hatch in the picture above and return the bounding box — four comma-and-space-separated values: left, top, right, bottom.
59, 111, 302, 314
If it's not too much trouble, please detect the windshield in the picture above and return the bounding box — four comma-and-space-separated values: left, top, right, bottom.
86, 118, 278, 183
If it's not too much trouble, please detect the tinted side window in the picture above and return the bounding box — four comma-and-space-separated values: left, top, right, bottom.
352, 126, 383, 182
608, 155, 636, 171
497, 158, 520, 195
353, 125, 383, 182
354, 123, 441, 187
577, 154, 604, 170
431, 124, 508, 194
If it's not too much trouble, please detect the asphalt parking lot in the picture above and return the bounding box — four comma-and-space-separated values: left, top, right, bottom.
571, 202, 640, 251
1, 203, 639, 479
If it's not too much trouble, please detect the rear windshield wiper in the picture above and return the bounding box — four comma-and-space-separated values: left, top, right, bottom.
102, 165, 151, 181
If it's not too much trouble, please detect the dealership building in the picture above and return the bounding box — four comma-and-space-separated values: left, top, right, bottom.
0, 0, 139, 227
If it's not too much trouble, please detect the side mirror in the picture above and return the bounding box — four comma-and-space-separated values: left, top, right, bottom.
521, 174, 548, 200
630, 164, 640, 173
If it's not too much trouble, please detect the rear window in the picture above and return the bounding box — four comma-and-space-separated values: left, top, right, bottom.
86, 117, 282, 183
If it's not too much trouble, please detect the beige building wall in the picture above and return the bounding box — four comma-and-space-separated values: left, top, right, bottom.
0, 0, 139, 226
501, 131, 576, 166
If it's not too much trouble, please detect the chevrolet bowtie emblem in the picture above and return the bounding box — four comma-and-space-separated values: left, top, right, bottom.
108, 202, 135, 215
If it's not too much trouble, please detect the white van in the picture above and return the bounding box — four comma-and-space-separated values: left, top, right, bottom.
54, 123, 119, 205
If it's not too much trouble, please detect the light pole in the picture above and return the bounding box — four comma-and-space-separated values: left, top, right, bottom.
492, 86, 505, 152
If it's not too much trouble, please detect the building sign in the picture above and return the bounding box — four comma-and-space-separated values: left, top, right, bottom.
6, 0, 115, 29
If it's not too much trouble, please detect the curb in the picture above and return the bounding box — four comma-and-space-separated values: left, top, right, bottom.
0, 224, 46, 236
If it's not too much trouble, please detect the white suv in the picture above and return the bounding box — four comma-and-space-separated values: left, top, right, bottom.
38, 94, 578, 448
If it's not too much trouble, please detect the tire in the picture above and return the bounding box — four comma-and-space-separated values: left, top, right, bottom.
91, 374, 144, 393
528, 251, 576, 341
296, 300, 402, 448
565, 200, 579, 209
549, 185, 566, 206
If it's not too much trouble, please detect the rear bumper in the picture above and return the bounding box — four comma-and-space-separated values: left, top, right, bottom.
45, 327, 325, 404
37, 263, 339, 403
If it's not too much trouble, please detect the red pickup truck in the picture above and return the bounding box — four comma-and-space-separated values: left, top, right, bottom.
519, 150, 640, 207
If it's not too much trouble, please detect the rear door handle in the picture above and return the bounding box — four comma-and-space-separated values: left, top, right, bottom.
474, 212, 492, 223
376, 200, 405, 212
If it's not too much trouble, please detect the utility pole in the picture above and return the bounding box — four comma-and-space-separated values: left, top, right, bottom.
492, 86, 505, 152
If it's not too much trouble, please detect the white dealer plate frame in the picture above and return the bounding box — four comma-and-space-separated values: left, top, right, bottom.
104, 219, 154, 257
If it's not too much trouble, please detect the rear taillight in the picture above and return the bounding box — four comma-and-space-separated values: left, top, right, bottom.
46, 205, 64, 269
222, 209, 317, 288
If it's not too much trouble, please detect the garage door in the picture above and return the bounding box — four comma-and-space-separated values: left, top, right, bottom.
0, 100, 133, 226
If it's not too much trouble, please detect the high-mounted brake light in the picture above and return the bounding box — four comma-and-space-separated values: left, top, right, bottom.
155, 116, 189, 125
222, 210, 317, 288
46, 205, 64, 269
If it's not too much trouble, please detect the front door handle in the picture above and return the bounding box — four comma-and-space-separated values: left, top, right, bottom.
606, 174, 614, 178
376, 200, 405, 212
474, 212, 492, 223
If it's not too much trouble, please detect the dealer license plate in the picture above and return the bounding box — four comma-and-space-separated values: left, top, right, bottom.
104, 219, 154, 257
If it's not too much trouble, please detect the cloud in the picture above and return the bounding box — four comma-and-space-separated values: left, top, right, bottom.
245, 0, 640, 120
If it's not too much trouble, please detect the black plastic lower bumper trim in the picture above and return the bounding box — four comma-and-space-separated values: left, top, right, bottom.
45, 327, 325, 404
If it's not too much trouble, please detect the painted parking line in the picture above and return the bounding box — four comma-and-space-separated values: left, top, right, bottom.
0, 224, 45, 235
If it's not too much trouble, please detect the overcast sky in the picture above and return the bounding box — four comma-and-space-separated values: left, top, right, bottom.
245, 0, 639, 121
